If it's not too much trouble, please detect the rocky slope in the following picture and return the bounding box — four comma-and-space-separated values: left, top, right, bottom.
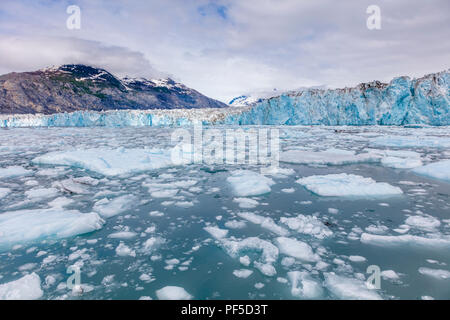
0, 64, 227, 114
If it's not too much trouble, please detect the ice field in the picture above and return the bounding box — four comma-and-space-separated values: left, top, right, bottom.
0, 125, 450, 300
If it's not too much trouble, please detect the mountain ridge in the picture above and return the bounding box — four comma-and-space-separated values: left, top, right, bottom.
0, 64, 227, 114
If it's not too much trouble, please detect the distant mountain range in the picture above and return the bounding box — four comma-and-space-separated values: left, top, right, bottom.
0, 64, 227, 114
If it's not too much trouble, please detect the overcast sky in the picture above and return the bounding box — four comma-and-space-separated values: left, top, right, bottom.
0, 0, 449, 102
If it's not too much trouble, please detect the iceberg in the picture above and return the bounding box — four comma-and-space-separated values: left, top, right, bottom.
227, 170, 275, 197
0, 273, 43, 300
156, 286, 193, 300
324, 273, 382, 300
0, 208, 104, 250
413, 160, 450, 182
296, 173, 403, 197
32, 148, 176, 177
281, 149, 380, 166
275, 237, 319, 262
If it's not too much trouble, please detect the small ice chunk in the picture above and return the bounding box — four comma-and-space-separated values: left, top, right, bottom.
281, 149, 380, 166
288, 271, 323, 299
281, 188, 295, 193
413, 160, 450, 182
204, 226, 228, 239
238, 212, 288, 236
275, 237, 319, 262
239, 255, 251, 266
381, 156, 422, 169
418, 267, 450, 280
108, 231, 137, 239
405, 215, 440, 232
156, 286, 193, 300
225, 220, 247, 229
349, 255, 366, 263
360, 233, 450, 249
381, 270, 400, 280
0, 166, 32, 179
0, 188, 11, 199
324, 273, 381, 300
328, 208, 339, 214
25, 188, 59, 200
115, 242, 136, 257
280, 214, 332, 239
0, 273, 43, 300
233, 269, 253, 278
227, 170, 275, 197
93, 195, 137, 218
297, 173, 403, 197
233, 197, 259, 209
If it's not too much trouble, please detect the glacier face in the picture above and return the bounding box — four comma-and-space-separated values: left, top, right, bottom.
0, 70, 448, 127
225, 70, 450, 126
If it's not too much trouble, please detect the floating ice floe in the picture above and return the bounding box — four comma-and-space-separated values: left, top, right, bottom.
220, 237, 279, 277
0, 166, 32, 179
32, 148, 178, 176
204, 226, 229, 239
227, 170, 275, 197
25, 188, 59, 200
93, 195, 137, 218
296, 173, 403, 197
108, 231, 138, 239
0, 208, 104, 250
0, 188, 11, 199
281, 148, 380, 166
405, 215, 441, 232
360, 233, 450, 249
324, 273, 382, 300
288, 271, 323, 299
371, 136, 450, 149
0, 273, 43, 300
233, 198, 259, 209
275, 237, 319, 262
237, 212, 289, 236
233, 269, 253, 279
413, 160, 450, 182
279, 214, 332, 239
418, 267, 450, 280
115, 242, 136, 257
156, 286, 193, 300
366, 149, 423, 169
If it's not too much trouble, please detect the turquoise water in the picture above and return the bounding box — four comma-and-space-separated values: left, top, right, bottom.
0, 126, 449, 300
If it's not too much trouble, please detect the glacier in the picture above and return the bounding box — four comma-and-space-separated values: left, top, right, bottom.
0, 70, 448, 127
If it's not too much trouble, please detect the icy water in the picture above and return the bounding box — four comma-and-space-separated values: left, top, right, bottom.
0, 125, 449, 300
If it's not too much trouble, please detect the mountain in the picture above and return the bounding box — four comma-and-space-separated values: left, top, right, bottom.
0, 64, 227, 114
226, 70, 450, 126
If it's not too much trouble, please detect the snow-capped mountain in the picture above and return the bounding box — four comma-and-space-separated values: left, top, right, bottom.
0, 64, 227, 114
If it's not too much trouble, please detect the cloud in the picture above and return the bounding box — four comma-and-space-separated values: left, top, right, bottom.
0, 0, 449, 102
0, 36, 166, 79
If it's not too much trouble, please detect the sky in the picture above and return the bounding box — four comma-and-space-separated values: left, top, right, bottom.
0, 0, 449, 102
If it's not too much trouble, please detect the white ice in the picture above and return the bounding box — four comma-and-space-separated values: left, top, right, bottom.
296, 173, 403, 197
33, 148, 177, 176
0, 166, 32, 179
275, 237, 319, 262
413, 160, 450, 182
93, 195, 137, 218
288, 271, 323, 299
227, 170, 275, 197
156, 286, 193, 300
0, 208, 104, 250
280, 214, 332, 239
281, 148, 380, 166
324, 273, 381, 300
0, 273, 43, 300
